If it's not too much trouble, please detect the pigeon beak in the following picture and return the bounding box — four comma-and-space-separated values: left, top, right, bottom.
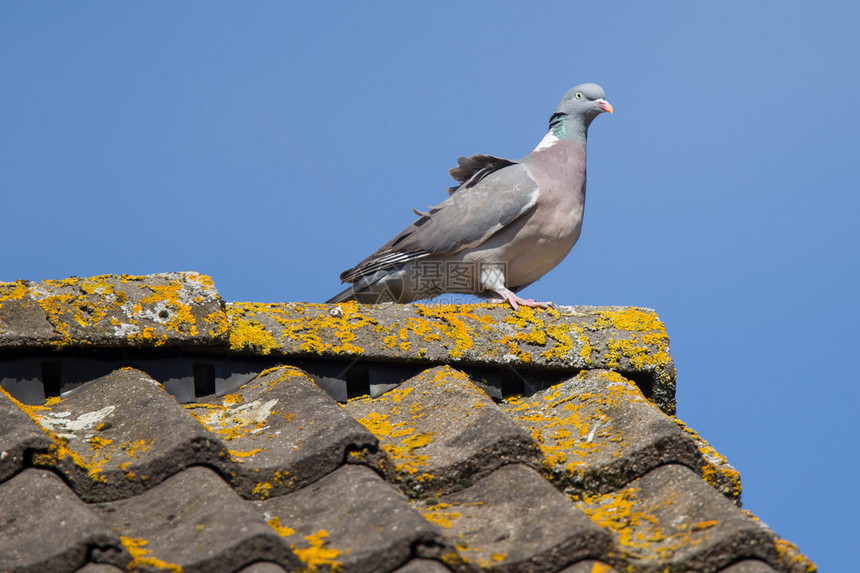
596, 99, 614, 114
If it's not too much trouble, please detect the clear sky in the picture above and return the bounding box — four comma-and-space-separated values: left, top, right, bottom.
2, 2, 857, 568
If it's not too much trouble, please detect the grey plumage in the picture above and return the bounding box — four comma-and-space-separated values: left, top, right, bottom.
328, 83, 612, 309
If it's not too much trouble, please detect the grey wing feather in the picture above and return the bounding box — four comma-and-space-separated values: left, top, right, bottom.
340, 163, 538, 283
447, 154, 518, 194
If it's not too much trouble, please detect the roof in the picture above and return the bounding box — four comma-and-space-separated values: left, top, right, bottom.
0, 272, 815, 573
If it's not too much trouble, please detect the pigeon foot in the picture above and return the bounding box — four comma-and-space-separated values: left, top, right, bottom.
488, 290, 553, 311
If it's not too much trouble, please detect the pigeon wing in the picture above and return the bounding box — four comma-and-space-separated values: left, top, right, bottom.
340, 162, 539, 283
447, 154, 518, 194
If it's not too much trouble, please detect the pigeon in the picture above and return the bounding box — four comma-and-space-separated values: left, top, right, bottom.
327, 83, 612, 310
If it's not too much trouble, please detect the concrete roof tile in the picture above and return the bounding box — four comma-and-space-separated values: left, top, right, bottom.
0, 386, 55, 481
0, 273, 816, 572
559, 561, 620, 573
0, 469, 129, 573
421, 463, 613, 571
96, 466, 300, 573
187, 364, 380, 499
393, 559, 454, 573
575, 464, 785, 571
227, 302, 677, 415
0, 272, 229, 350
501, 369, 711, 499
260, 464, 449, 573
24, 367, 228, 502
344, 365, 542, 498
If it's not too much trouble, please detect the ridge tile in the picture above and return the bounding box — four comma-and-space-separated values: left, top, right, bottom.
0, 272, 229, 350
226, 302, 677, 414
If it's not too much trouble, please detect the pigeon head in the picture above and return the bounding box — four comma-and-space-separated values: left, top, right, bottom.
549, 83, 612, 140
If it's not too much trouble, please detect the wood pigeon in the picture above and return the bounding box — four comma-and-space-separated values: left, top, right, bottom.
328, 83, 613, 309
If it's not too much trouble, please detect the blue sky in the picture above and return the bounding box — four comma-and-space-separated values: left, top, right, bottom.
2, 2, 857, 568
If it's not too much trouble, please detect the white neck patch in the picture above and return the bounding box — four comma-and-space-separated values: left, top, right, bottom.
533, 131, 559, 152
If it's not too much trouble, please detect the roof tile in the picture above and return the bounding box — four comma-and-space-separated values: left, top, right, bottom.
393, 559, 454, 572
259, 464, 450, 572
0, 272, 229, 350
26, 367, 228, 502
0, 469, 129, 573
187, 365, 380, 499
502, 369, 706, 499
417, 463, 613, 571
0, 386, 55, 481
576, 464, 784, 571
558, 561, 620, 573
227, 302, 677, 414
96, 466, 300, 573
236, 563, 291, 573
719, 560, 783, 573
344, 365, 542, 498
0, 273, 816, 572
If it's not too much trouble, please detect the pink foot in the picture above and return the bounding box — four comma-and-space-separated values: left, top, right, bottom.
488, 293, 553, 311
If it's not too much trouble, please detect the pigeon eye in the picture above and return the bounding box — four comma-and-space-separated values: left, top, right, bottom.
575, 92, 583, 100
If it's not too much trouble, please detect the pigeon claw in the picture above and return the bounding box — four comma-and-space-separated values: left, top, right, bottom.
489, 292, 553, 311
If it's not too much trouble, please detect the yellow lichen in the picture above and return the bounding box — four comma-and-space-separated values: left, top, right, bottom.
223, 393, 244, 406
691, 519, 719, 531
594, 308, 666, 333
266, 516, 296, 537
775, 539, 818, 572
418, 503, 461, 528
228, 301, 374, 356
228, 317, 279, 354
121, 536, 183, 572
673, 417, 742, 502
355, 412, 395, 437
252, 481, 273, 499
1, 388, 120, 482
291, 530, 343, 572
0, 273, 223, 348
354, 409, 435, 476
185, 385, 280, 443
387, 387, 413, 403
89, 436, 113, 450
502, 371, 635, 487
124, 439, 154, 458
229, 448, 264, 459
380, 430, 434, 476
577, 487, 669, 552
412, 304, 491, 358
